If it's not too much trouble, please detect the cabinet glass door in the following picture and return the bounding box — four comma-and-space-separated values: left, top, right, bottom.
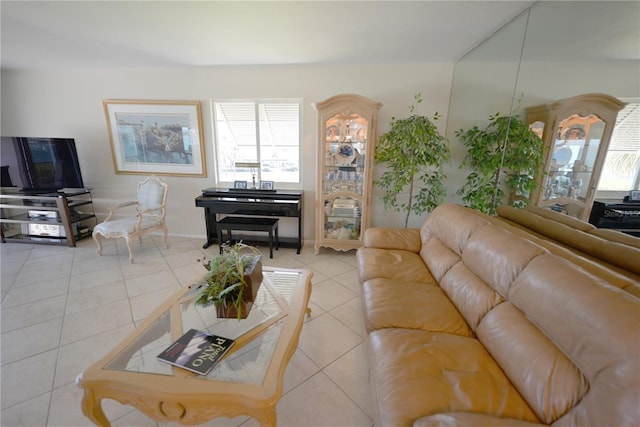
322, 113, 368, 241
541, 113, 605, 213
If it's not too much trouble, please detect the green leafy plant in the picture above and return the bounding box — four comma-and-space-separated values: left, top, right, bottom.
375, 93, 450, 228
456, 112, 543, 215
195, 242, 262, 319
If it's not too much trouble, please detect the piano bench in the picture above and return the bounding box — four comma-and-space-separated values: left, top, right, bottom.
217, 216, 279, 258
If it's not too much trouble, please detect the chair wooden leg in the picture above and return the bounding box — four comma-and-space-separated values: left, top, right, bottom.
161, 224, 169, 249
125, 236, 135, 264
93, 232, 103, 256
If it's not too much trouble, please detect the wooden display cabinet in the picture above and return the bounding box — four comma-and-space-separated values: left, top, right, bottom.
313, 94, 382, 253
526, 93, 625, 221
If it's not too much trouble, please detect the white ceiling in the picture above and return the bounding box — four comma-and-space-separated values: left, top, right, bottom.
0, 1, 536, 69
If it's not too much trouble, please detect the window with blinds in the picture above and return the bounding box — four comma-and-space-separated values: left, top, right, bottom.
213, 100, 301, 187
598, 100, 640, 191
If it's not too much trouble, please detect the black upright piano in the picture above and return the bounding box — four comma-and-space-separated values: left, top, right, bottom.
195, 188, 303, 253
588, 200, 640, 237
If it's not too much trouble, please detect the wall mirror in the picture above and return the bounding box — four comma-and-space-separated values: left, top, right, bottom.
445, 7, 530, 195
446, 1, 640, 208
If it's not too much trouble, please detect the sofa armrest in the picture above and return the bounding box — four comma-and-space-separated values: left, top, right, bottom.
363, 227, 421, 252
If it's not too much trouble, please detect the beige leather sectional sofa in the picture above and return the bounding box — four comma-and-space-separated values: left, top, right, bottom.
356, 203, 639, 427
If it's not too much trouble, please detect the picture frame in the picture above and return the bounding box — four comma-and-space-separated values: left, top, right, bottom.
630, 190, 640, 201
103, 99, 206, 176
234, 180, 248, 189
260, 181, 274, 190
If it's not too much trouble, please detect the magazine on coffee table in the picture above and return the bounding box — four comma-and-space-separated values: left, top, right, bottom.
157, 328, 235, 375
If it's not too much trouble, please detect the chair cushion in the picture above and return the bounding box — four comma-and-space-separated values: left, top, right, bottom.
94, 217, 163, 236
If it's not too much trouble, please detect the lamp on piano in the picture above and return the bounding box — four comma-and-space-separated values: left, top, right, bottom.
235, 162, 261, 189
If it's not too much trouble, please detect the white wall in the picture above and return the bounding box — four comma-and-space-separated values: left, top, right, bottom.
516, 62, 640, 107
1, 63, 455, 241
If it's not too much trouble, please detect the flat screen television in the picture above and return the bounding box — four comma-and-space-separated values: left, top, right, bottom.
1, 137, 86, 192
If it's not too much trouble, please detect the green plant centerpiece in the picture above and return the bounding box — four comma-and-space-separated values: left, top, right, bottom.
195, 242, 263, 319
456, 112, 543, 215
375, 93, 450, 228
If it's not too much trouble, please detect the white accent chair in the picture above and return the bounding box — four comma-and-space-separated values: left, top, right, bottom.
93, 176, 168, 263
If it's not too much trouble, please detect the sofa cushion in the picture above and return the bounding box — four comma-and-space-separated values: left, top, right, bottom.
414, 412, 546, 427
363, 227, 422, 252
420, 203, 490, 256
477, 302, 587, 424
368, 328, 539, 427
462, 225, 548, 298
357, 247, 433, 284
508, 255, 640, 427
439, 262, 504, 331
361, 278, 472, 335
420, 237, 461, 282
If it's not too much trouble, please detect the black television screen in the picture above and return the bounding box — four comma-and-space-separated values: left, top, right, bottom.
1, 137, 86, 192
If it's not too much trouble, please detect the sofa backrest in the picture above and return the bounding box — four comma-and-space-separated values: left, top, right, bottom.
523, 205, 640, 250
497, 205, 640, 276
420, 202, 489, 256
523, 205, 596, 231
484, 255, 640, 426
420, 204, 548, 330
419, 204, 640, 426
473, 208, 640, 297
588, 227, 640, 249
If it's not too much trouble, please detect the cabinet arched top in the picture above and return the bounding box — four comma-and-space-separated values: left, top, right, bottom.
312, 94, 383, 116
526, 93, 626, 121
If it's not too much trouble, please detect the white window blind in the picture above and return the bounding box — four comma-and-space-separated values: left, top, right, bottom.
598, 100, 640, 191
213, 100, 301, 186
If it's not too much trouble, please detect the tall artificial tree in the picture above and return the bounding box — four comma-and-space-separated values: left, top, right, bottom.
456, 112, 543, 215
375, 94, 450, 228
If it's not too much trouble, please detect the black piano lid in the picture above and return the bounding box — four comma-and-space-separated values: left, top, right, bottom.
202, 187, 302, 198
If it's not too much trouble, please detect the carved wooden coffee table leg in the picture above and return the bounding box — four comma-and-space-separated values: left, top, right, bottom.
81, 389, 111, 427
255, 406, 277, 427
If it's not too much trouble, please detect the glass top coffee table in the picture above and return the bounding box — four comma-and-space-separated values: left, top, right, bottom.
76, 267, 312, 426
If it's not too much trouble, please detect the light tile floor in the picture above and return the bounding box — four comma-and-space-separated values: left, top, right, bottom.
1, 235, 373, 427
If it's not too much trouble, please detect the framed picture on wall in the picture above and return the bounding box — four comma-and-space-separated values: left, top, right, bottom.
103, 99, 206, 176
